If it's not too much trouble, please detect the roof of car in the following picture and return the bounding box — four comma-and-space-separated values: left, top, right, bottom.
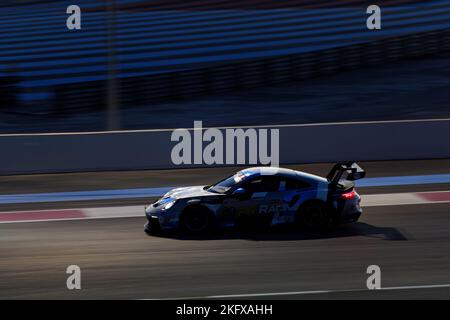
240, 167, 327, 183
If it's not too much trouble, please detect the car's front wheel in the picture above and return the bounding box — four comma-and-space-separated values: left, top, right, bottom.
180, 206, 213, 234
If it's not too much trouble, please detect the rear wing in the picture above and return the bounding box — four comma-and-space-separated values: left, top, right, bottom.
327, 162, 366, 186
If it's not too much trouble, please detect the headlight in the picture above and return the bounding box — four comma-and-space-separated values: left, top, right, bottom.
162, 198, 176, 210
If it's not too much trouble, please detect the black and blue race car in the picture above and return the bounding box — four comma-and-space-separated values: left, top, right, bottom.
145, 163, 365, 234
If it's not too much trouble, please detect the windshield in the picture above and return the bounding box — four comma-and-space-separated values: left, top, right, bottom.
208, 172, 247, 194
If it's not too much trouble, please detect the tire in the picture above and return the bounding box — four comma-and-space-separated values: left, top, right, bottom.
180, 206, 212, 234
297, 202, 332, 231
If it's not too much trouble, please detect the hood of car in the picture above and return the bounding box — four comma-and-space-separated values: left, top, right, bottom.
163, 186, 217, 199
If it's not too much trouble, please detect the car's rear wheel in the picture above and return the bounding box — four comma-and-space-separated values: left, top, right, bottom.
298, 202, 332, 231
180, 206, 212, 234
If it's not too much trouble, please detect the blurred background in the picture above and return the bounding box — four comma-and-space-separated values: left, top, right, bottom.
2, 1, 450, 300
0, 0, 449, 133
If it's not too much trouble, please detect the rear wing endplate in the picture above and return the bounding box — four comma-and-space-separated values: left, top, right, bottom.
327, 162, 366, 186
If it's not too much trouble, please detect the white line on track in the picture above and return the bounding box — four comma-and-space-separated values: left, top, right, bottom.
362, 192, 450, 207
2, 118, 449, 137
147, 283, 450, 300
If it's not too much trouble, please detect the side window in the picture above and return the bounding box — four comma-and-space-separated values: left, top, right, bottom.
244, 178, 263, 193
281, 178, 311, 191
262, 177, 280, 192
244, 177, 280, 193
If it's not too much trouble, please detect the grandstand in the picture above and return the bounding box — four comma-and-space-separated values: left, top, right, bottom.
0, 0, 449, 113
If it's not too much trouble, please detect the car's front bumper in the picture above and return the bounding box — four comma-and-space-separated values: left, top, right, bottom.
144, 217, 161, 234
145, 204, 180, 232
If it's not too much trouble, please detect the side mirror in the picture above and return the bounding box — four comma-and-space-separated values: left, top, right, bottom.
232, 188, 247, 196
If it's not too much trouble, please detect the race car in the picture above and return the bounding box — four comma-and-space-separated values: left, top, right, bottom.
144, 163, 365, 235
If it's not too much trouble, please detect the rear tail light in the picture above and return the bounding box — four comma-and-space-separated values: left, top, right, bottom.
341, 190, 356, 200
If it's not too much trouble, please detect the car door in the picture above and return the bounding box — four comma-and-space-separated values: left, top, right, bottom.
220, 176, 280, 226
272, 177, 312, 224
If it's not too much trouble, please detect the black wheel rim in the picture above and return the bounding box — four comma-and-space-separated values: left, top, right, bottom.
304, 206, 329, 229
185, 211, 209, 232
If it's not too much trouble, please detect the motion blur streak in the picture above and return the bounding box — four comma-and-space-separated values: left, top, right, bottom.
1, 190, 450, 224
1, 173, 450, 205
1, 160, 450, 299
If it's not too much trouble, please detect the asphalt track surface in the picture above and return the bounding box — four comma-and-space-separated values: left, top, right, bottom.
1, 160, 450, 299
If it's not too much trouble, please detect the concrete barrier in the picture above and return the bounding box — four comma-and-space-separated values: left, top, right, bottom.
0, 119, 449, 175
